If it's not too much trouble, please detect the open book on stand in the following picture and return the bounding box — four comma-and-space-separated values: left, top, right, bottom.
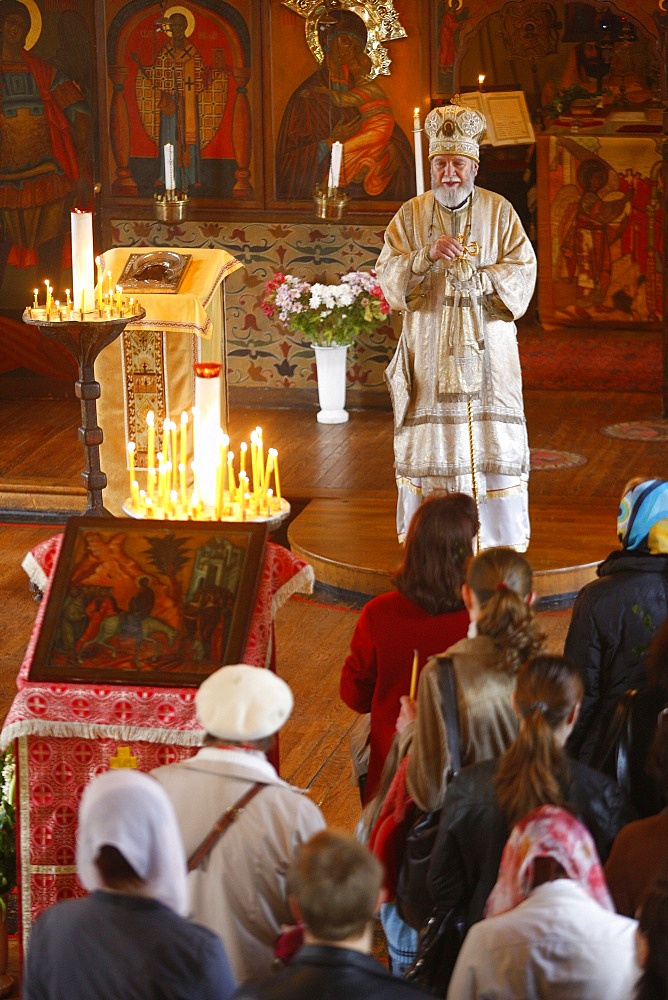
457, 91, 535, 146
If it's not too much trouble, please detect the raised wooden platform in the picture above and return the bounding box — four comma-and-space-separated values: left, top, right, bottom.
288, 495, 618, 605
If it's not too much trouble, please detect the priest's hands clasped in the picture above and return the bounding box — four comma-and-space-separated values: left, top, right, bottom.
428, 233, 466, 262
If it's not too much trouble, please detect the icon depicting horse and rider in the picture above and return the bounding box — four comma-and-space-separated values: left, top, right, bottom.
51, 528, 247, 677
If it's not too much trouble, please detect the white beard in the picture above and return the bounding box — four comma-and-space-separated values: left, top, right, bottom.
433, 175, 475, 209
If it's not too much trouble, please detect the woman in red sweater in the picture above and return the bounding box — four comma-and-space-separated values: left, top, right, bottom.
340, 493, 478, 803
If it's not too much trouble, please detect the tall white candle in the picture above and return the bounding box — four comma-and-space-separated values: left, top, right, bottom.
413, 108, 425, 197
328, 141, 343, 190
164, 143, 176, 190
71, 210, 95, 314
193, 364, 222, 508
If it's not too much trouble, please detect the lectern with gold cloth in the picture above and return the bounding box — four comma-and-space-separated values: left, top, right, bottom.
96, 247, 241, 514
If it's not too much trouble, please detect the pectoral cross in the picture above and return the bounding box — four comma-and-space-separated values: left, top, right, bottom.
457, 234, 480, 256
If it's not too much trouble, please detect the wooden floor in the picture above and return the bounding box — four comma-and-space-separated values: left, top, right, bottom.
288, 495, 618, 603
0, 386, 664, 990
1, 386, 665, 722
1, 388, 665, 600
1, 389, 665, 502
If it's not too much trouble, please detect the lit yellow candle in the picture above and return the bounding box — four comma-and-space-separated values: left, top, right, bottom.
33, 288, 38, 309
256, 427, 264, 492
170, 420, 178, 493
107, 269, 113, 297
162, 417, 170, 468
146, 410, 155, 464
80, 289, 85, 314
250, 431, 258, 496
216, 432, 226, 510
179, 461, 187, 510
131, 478, 139, 510
227, 450, 235, 500
96, 257, 103, 313
191, 405, 198, 475
45, 281, 51, 311
116, 285, 122, 313
409, 649, 419, 701
269, 448, 281, 504
192, 465, 203, 515
264, 450, 273, 495
240, 441, 247, 475
180, 411, 188, 471
146, 411, 156, 502
238, 471, 248, 504
216, 433, 227, 510
157, 452, 165, 512
127, 441, 136, 503
164, 461, 172, 512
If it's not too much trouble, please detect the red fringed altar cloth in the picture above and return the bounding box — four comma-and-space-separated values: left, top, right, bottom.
2, 534, 314, 951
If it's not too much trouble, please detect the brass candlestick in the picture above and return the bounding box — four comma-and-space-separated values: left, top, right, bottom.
313, 187, 348, 221
154, 189, 189, 223
22, 308, 146, 517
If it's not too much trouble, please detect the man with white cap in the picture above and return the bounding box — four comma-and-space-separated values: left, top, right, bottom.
152, 664, 326, 984
23, 769, 236, 1000
377, 99, 536, 551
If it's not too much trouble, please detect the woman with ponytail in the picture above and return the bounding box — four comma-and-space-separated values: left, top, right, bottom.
427, 654, 633, 933
402, 547, 544, 814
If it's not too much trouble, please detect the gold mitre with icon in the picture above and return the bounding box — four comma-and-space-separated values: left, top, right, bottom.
424, 100, 487, 163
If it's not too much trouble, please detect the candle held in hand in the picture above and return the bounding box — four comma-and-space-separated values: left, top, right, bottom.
409, 649, 419, 701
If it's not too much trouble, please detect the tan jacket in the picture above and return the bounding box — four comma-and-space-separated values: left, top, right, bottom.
153, 747, 325, 983
406, 634, 519, 812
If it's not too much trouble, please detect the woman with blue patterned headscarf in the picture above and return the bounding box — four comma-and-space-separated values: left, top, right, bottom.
565, 478, 668, 767
617, 479, 668, 551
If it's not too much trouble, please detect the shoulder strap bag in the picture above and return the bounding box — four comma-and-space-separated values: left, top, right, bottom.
187, 782, 264, 872
402, 657, 465, 995
396, 656, 461, 930
590, 688, 638, 795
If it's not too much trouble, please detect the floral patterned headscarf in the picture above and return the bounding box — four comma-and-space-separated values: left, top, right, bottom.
484, 804, 614, 918
617, 479, 668, 551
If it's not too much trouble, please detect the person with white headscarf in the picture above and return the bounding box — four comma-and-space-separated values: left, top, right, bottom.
152, 664, 326, 983
446, 805, 639, 1000
23, 769, 236, 1000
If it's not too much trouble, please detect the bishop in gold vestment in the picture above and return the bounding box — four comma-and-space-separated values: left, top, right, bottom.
377, 103, 536, 549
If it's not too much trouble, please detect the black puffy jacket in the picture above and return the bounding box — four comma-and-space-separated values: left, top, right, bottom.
427, 756, 634, 932
564, 550, 668, 763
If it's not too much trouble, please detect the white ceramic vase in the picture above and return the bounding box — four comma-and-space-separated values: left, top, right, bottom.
313, 344, 349, 424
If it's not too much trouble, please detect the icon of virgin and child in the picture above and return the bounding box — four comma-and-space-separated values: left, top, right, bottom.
275, 8, 413, 202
